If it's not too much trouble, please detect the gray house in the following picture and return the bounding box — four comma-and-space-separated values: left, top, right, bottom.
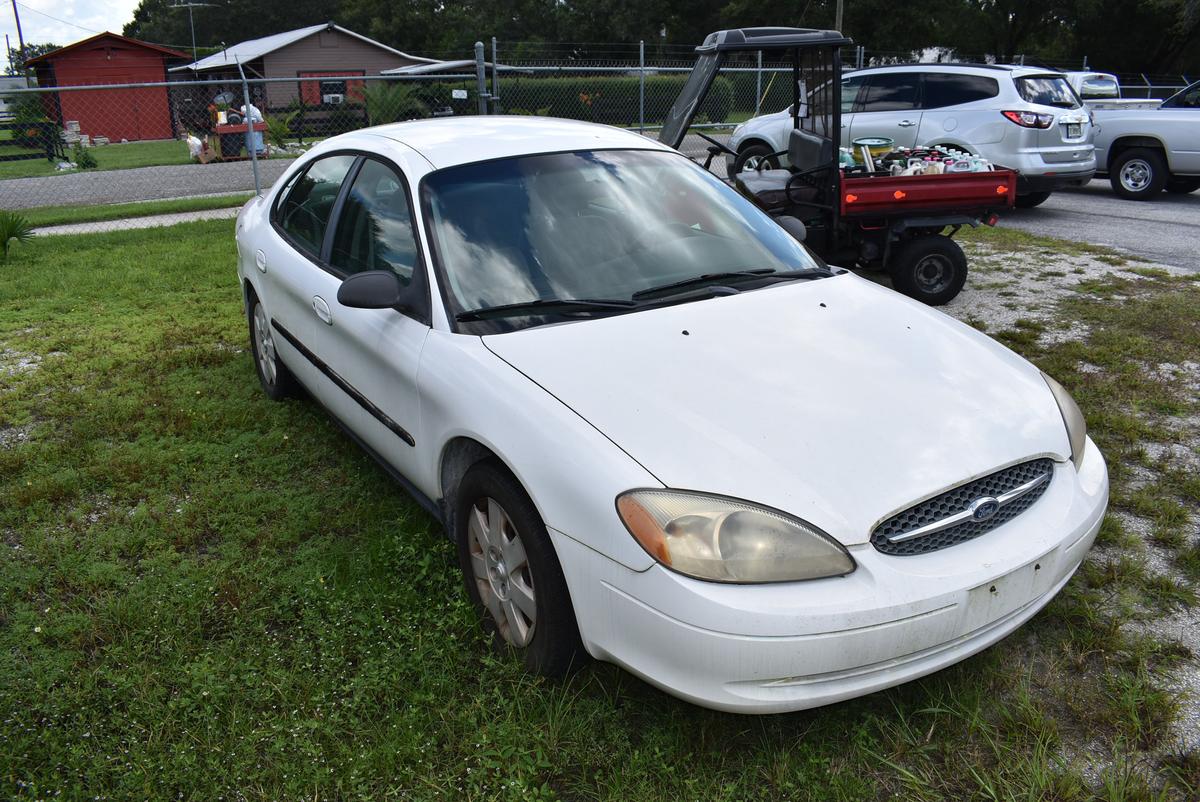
173, 22, 437, 110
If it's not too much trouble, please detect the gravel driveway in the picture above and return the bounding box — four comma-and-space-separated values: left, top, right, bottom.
0, 159, 294, 209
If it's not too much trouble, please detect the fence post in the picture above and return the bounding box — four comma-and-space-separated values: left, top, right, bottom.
1082, 55, 1088, 70
474, 41, 488, 115
639, 40, 646, 133
755, 50, 762, 115
235, 57, 261, 196
491, 37, 500, 113
857, 45, 864, 69
1018, 54, 1025, 66
1141, 73, 1151, 98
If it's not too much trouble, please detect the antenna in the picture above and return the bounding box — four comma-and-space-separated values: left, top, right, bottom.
171, 1, 215, 63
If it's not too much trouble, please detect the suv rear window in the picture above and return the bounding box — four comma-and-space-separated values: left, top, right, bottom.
1015, 76, 1081, 109
922, 73, 999, 109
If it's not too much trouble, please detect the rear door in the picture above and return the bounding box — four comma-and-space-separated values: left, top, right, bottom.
850, 72, 923, 148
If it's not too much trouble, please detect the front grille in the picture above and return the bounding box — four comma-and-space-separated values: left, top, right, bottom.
871, 458, 1055, 556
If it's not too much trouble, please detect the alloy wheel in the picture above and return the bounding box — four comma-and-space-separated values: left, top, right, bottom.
467, 496, 537, 647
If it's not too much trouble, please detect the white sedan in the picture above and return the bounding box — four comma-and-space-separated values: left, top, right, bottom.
236, 116, 1108, 713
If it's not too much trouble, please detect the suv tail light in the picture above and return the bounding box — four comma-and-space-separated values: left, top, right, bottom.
1002, 110, 1054, 129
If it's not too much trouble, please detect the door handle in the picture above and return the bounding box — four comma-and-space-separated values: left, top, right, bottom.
312, 296, 332, 325
898, 120, 917, 127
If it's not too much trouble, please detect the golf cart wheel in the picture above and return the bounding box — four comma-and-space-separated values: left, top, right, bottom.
455, 460, 584, 676
1165, 177, 1200, 194
888, 236, 968, 306
1015, 191, 1051, 208
1110, 148, 1167, 200
734, 143, 779, 174
247, 293, 299, 400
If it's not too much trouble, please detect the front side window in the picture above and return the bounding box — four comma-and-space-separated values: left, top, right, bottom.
276, 154, 357, 257
422, 149, 826, 332
859, 74, 919, 112
922, 73, 1000, 109
841, 76, 864, 112
329, 158, 420, 282
1016, 76, 1081, 109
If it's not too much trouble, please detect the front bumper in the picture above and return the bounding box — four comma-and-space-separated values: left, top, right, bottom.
552, 438, 1108, 713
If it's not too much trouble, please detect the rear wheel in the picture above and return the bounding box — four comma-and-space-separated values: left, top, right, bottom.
455, 460, 583, 676
888, 236, 968, 306
1165, 177, 1200, 194
1015, 191, 1051, 208
248, 294, 299, 400
733, 142, 780, 174
1110, 147, 1168, 200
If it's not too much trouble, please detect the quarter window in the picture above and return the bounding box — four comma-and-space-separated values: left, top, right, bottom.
859, 74, 919, 112
329, 159, 420, 282
277, 154, 357, 258
921, 74, 1000, 109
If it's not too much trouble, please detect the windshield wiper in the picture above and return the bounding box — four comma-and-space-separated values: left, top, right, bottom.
631, 267, 832, 301
456, 297, 638, 322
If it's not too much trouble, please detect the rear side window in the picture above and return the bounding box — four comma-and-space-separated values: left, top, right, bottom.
276, 154, 358, 257
859, 74, 919, 112
922, 74, 1000, 109
1015, 76, 1081, 109
329, 158, 420, 282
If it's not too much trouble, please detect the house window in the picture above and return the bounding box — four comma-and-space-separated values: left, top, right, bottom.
299, 71, 365, 105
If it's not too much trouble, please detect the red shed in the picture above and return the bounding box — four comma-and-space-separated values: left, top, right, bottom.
27, 32, 187, 142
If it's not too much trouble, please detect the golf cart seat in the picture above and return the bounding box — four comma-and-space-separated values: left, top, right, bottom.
735, 128, 834, 211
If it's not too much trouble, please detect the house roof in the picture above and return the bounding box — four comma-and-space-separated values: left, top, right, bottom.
25, 32, 187, 66
174, 22, 437, 72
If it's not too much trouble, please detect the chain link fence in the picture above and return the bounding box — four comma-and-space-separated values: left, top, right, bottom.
0, 40, 1191, 235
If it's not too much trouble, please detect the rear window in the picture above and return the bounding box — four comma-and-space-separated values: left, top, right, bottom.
1015, 76, 1081, 109
1078, 75, 1119, 99
922, 73, 1000, 109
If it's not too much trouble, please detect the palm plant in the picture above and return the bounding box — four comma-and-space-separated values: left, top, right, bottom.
265, 110, 299, 149
362, 82, 428, 126
0, 211, 34, 261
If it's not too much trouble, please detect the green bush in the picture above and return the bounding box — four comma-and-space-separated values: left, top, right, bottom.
0, 210, 34, 260
362, 82, 429, 126
72, 143, 97, 169
265, 110, 298, 148
473, 73, 733, 126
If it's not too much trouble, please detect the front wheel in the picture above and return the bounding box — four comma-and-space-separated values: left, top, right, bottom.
888, 236, 968, 306
733, 143, 780, 174
1015, 191, 1051, 208
455, 461, 583, 676
1110, 148, 1168, 200
1165, 177, 1200, 194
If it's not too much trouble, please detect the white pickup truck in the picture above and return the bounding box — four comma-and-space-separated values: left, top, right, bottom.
1066, 75, 1200, 200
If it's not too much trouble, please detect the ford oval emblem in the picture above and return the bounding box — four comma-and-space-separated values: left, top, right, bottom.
969, 497, 1001, 522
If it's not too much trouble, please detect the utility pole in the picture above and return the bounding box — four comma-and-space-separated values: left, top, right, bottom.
10, 0, 28, 85
172, 1, 214, 63
835, 0, 844, 32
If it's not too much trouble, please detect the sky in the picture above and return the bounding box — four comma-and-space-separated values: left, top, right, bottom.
1, 0, 143, 53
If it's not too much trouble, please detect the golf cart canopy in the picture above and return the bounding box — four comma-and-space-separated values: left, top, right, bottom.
659, 27, 853, 149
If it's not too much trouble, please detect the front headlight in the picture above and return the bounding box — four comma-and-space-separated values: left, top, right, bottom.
616, 490, 854, 583
1042, 371, 1087, 469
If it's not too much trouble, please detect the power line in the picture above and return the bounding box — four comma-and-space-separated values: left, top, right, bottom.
13, 2, 102, 36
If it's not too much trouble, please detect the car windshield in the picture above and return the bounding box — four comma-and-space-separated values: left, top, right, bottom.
422, 149, 825, 332
1016, 76, 1081, 109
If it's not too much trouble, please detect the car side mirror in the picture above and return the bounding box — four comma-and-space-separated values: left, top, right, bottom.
337, 270, 406, 309
776, 215, 807, 243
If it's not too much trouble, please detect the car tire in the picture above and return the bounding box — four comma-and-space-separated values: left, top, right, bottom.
1110, 148, 1168, 200
888, 236, 968, 306
733, 143, 780, 174
247, 295, 299, 401
1165, 177, 1200, 194
455, 460, 584, 677
1015, 191, 1051, 208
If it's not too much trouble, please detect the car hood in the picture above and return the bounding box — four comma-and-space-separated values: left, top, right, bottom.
482, 274, 1070, 545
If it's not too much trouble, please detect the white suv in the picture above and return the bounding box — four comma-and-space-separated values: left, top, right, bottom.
729, 64, 1096, 207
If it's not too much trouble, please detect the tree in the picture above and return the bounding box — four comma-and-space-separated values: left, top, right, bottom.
7, 42, 59, 74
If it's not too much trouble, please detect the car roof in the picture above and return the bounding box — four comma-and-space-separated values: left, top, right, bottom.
364, 116, 674, 170
851, 63, 1062, 77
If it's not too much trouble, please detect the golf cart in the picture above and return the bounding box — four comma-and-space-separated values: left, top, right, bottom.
660, 28, 1017, 305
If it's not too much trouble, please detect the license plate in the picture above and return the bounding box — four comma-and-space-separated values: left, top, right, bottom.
1065, 123, 1081, 138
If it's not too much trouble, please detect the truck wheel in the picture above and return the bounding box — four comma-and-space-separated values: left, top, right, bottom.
1165, 177, 1200, 194
1110, 148, 1167, 200
888, 236, 968, 306
734, 143, 779, 174
1015, 191, 1051, 208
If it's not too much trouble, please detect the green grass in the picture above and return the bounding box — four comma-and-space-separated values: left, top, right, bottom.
1, 224, 1198, 799
0, 139, 192, 180
21, 193, 253, 229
